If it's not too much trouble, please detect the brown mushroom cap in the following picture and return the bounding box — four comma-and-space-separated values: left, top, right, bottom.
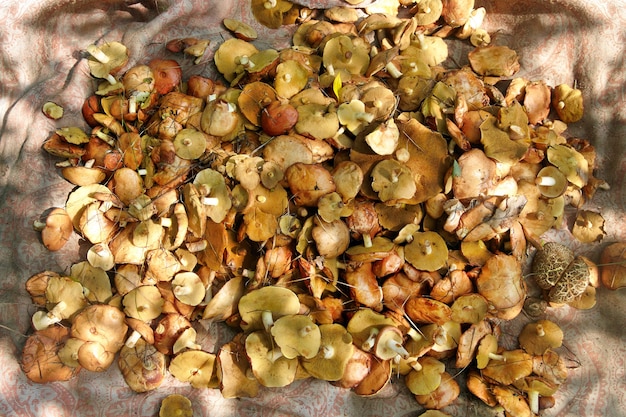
404, 231, 448, 272
118, 338, 166, 392
35, 207, 74, 251
518, 320, 563, 355
21, 326, 79, 383
600, 242, 626, 290
238, 286, 301, 332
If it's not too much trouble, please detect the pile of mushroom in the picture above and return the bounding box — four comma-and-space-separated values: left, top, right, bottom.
22, 0, 623, 415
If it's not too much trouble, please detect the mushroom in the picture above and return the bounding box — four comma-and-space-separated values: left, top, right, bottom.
370, 159, 417, 202
514, 376, 559, 415
251, 0, 294, 29
468, 45, 520, 77
171, 272, 206, 307
70, 261, 113, 303
214, 38, 260, 82
322, 35, 370, 76
372, 325, 409, 361
124, 317, 154, 348
300, 323, 354, 381
86, 41, 128, 84
535, 165, 568, 198
123, 285, 164, 322
216, 337, 260, 399
482, 349, 533, 385
159, 394, 194, 417
169, 350, 217, 388
32, 275, 88, 330
237, 286, 301, 332
518, 319, 563, 355
261, 100, 299, 136
491, 385, 533, 417
245, 330, 298, 388
552, 83, 584, 123
118, 338, 166, 392
172, 327, 202, 354
70, 304, 128, 372
405, 356, 446, 396
270, 314, 322, 359
312, 217, 351, 259
600, 242, 626, 290
414, 371, 461, 410
476, 253, 526, 320
21, 326, 79, 383
33, 207, 73, 251
572, 210, 605, 243
403, 231, 448, 272
295, 103, 340, 140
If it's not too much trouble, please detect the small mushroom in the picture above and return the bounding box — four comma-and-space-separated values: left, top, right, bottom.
270, 314, 322, 359
600, 242, 626, 290
238, 286, 301, 332
404, 231, 448, 272
159, 394, 194, 417
86, 41, 129, 84
171, 272, 206, 307
21, 326, 79, 383
118, 338, 166, 392
123, 285, 164, 322
169, 350, 217, 388
518, 320, 563, 355
33, 207, 73, 251
300, 323, 354, 381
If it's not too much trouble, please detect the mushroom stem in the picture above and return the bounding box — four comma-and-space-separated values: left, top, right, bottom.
31, 310, 62, 330
408, 357, 423, 371
160, 217, 173, 228
125, 330, 142, 348
422, 240, 433, 255
173, 285, 192, 297
362, 234, 373, 248
385, 62, 403, 79
94, 129, 116, 146
386, 339, 409, 359
536, 176, 557, 186
362, 327, 380, 351
321, 344, 335, 359
203, 197, 220, 206
261, 310, 274, 331
32, 220, 47, 231
528, 390, 540, 415
406, 327, 423, 342
536, 324, 545, 337
488, 352, 506, 362
299, 325, 314, 337
105, 73, 117, 85
86, 45, 110, 64
128, 95, 137, 114
186, 239, 208, 252
267, 348, 283, 362
355, 111, 375, 123
264, 0, 277, 9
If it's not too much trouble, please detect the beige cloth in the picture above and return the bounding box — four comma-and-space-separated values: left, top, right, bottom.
0, 0, 624, 416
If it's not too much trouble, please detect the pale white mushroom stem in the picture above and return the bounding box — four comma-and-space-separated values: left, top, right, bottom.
262, 310, 274, 331
528, 390, 540, 415
186, 239, 208, 252
322, 345, 335, 359
488, 352, 506, 362
32, 220, 47, 231
299, 326, 313, 337
86, 45, 110, 64
125, 330, 142, 348
385, 62, 403, 79
537, 176, 557, 186
264, 0, 277, 9
160, 217, 173, 228
105, 74, 117, 85
406, 328, 423, 342
267, 348, 284, 362
203, 197, 220, 206
408, 357, 423, 371
84, 159, 96, 169
387, 340, 409, 359
31, 310, 61, 330
362, 327, 380, 351
362, 234, 373, 248
356, 112, 375, 123
536, 324, 545, 337
94, 129, 116, 146
422, 240, 433, 255
173, 285, 192, 297
128, 95, 137, 114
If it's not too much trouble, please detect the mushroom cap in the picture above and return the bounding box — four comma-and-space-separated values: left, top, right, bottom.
38, 207, 74, 251
491, 385, 533, 417
270, 314, 322, 359
532, 241, 575, 290
118, 338, 166, 392
214, 38, 259, 82
535, 165, 568, 198
552, 83, 584, 123
44, 275, 89, 320
370, 159, 416, 202
301, 323, 354, 381
600, 242, 626, 290
475, 333, 499, 369
216, 339, 260, 399
518, 319, 563, 355
202, 276, 246, 322
468, 45, 520, 77
169, 350, 217, 389
71, 304, 128, 353
123, 285, 164, 321
238, 81, 278, 126
482, 349, 533, 385
476, 253, 526, 320
245, 330, 299, 387
21, 326, 79, 383
405, 356, 446, 396
322, 35, 370, 76
171, 271, 206, 307
87, 41, 129, 80
159, 394, 194, 417
238, 286, 301, 332
125, 317, 155, 345
251, 0, 294, 29
549, 256, 594, 304
173, 128, 208, 160
404, 231, 448, 272
70, 261, 113, 303
546, 144, 589, 188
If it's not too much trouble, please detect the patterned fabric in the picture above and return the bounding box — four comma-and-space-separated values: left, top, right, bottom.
0, 1, 624, 416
